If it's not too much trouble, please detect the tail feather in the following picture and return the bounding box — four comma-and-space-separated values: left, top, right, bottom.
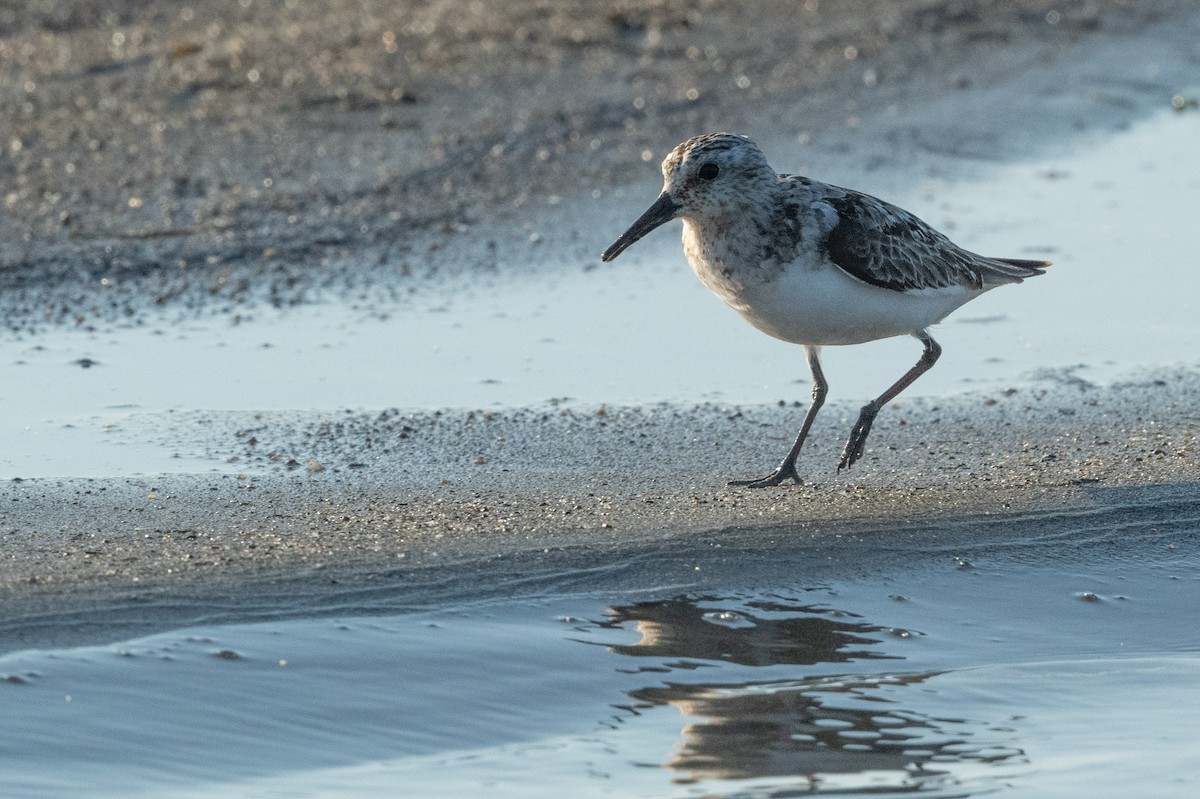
980, 256, 1051, 285
995, 257, 1052, 270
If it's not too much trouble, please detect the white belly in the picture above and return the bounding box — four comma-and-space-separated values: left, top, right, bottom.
691, 258, 982, 346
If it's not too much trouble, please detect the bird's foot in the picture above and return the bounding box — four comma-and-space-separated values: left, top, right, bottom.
728, 460, 802, 489
837, 407, 878, 472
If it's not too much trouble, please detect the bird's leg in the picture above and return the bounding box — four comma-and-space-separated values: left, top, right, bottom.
839, 331, 942, 471
730, 346, 827, 489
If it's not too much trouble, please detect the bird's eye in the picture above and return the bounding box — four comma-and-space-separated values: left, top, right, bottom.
697, 162, 720, 180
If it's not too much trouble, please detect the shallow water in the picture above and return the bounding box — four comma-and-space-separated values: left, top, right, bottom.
3, 512, 1198, 798
1, 105, 1198, 479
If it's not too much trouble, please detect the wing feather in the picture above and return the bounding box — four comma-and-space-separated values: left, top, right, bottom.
805, 186, 1047, 292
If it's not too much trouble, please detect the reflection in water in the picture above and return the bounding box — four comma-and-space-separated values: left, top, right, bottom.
599, 596, 899, 668
595, 596, 1025, 795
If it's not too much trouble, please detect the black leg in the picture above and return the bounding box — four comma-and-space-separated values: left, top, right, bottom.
838, 331, 942, 471
730, 345, 828, 489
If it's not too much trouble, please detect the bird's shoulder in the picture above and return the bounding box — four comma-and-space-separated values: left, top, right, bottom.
741, 175, 839, 264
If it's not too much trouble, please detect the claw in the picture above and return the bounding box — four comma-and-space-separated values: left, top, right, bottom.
838, 410, 875, 471
837, 439, 865, 471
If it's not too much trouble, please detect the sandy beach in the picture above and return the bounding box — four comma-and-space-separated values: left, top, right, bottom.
2, 0, 1199, 642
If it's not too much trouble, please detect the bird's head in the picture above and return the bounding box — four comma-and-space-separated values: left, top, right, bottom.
601, 133, 774, 262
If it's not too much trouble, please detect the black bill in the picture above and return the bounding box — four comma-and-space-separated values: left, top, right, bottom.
600, 192, 680, 262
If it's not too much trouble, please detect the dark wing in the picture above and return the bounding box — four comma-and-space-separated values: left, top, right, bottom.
817, 188, 1048, 292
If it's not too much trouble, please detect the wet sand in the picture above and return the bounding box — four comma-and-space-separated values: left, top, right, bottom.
2, 0, 1200, 646
4, 369, 1198, 649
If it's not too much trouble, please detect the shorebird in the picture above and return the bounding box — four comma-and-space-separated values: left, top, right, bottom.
601, 133, 1049, 488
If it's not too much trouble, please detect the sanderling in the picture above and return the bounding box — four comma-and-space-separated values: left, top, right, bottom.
601, 133, 1049, 488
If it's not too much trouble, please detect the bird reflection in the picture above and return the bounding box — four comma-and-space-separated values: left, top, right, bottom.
599, 596, 896, 668
595, 596, 1025, 791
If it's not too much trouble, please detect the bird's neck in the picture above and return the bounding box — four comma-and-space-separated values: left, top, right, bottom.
681, 199, 787, 277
